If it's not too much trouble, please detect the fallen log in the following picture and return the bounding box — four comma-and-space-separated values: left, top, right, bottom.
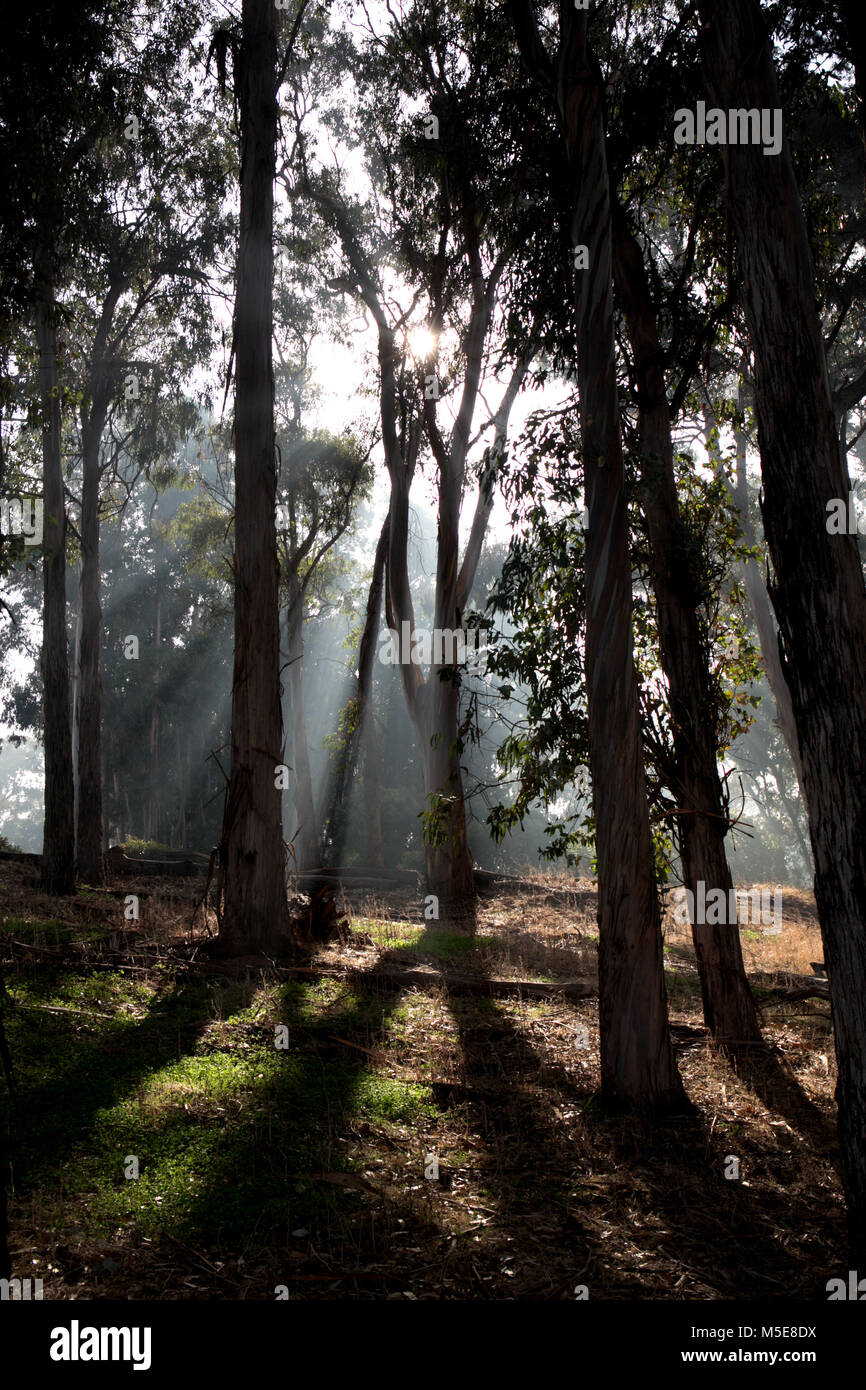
114, 847, 211, 864
472, 867, 591, 900
294, 873, 414, 891
762, 983, 831, 1003
308, 865, 420, 885
752, 971, 831, 1002
103, 847, 202, 877
100, 853, 420, 887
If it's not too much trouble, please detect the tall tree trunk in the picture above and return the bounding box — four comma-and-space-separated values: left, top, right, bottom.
216, 0, 290, 956
383, 451, 476, 904
320, 515, 389, 867
839, 0, 866, 192
557, 13, 685, 1108
730, 385, 806, 791
408, 359, 527, 905
111, 765, 119, 846
35, 278, 75, 895
381, 344, 476, 905
698, 0, 866, 1262
179, 732, 190, 848
612, 206, 761, 1044
415, 675, 475, 902
71, 584, 80, 848
405, 357, 529, 901
416, 266, 503, 906
0, 1163, 10, 1284
363, 715, 386, 872
302, 180, 496, 907
286, 586, 318, 870
148, 584, 161, 844
417, 399, 475, 903
75, 282, 120, 879
76, 409, 106, 880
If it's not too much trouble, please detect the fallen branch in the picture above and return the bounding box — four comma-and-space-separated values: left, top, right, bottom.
103, 849, 203, 878
288, 868, 422, 894
753, 972, 830, 1002
15, 1002, 115, 1020
301, 866, 420, 885
473, 868, 594, 903
761, 984, 831, 1003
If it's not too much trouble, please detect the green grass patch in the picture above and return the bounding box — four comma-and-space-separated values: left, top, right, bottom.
350, 919, 498, 964
664, 969, 703, 1007
388, 927, 498, 963
120, 838, 175, 856
1, 964, 432, 1253
351, 918, 421, 951
1, 916, 110, 946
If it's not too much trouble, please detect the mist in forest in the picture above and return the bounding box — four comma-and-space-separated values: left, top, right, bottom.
2, 0, 866, 1325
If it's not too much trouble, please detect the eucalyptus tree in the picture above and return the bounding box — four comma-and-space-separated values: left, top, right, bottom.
0, 2, 128, 892
319, 514, 390, 870
508, 0, 687, 1108
276, 428, 371, 871
65, 64, 231, 881
499, 0, 767, 1046
0, 0, 218, 891
99, 460, 234, 850
268, 252, 372, 870
287, 0, 537, 904
572, 1, 763, 1045
695, 0, 866, 1261
714, 41, 866, 802
212, 0, 312, 956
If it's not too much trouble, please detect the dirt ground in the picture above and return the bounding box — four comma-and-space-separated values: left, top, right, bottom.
0, 862, 844, 1299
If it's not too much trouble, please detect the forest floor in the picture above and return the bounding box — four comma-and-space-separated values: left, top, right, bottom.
0, 862, 843, 1300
